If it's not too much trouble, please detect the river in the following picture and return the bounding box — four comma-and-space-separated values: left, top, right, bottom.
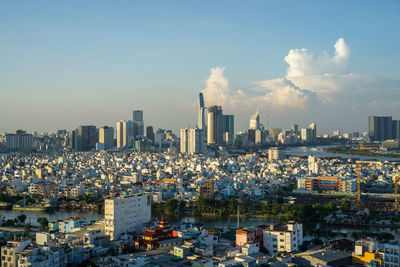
285, 145, 400, 161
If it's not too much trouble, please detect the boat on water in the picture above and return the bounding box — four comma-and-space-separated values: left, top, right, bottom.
0, 202, 12, 210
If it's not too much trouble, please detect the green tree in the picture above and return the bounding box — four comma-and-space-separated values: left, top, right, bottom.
340, 199, 351, 210
17, 214, 27, 224
37, 217, 49, 231
24, 223, 32, 235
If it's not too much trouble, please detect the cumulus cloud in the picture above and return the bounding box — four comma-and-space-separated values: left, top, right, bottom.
201, 66, 231, 107
201, 38, 400, 129
285, 37, 349, 77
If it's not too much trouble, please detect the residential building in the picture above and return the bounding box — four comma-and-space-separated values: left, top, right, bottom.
98, 126, 114, 150
1, 239, 32, 267
3, 130, 34, 152
268, 147, 286, 162
263, 222, 303, 256
384, 241, 400, 267
236, 225, 266, 248
104, 193, 151, 240
369, 116, 392, 141
180, 128, 204, 154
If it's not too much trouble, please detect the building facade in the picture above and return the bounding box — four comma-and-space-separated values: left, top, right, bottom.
104, 193, 151, 240
98, 126, 114, 150
207, 105, 223, 146
263, 222, 303, 256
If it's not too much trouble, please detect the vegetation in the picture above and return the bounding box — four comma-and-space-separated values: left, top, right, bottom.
37, 217, 49, 231
326, 146, 400, 158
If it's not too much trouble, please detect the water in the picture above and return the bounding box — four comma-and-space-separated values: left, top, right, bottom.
0, 209, 103, 226
286, 145, 400, 161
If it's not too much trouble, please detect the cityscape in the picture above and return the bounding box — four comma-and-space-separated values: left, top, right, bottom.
1, 1, 400, 267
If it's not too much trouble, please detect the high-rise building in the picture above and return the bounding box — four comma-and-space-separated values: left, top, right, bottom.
116, 121, 124, 148
369, 116, 392, 141
146, 126, 155, 144
3, 130, 34, 152
180, 128, 205, 154
309, 123, 317, 141
99, 126, 114, 150
69, 129, 78, 151
77, 125, 97, 151
222, 114, 234, 144
198, 93, 206, 130
122, 120, 134, 148
133, 110, 144, 139
301, 128, 312, 142
291, 124, 299, 135
104, 193, 151, 241
207, 105, 223, 146
392, 120, 400, 140
180, 128, 189, 154
249, 111, 260, 130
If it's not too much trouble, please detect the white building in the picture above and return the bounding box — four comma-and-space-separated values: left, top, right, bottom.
263, 222, 303, 256
180, 128, 204, 154
249, 111, 260, 130
104, 193, 151, 240
268, 147, 286, 162
308, 156, 319, 174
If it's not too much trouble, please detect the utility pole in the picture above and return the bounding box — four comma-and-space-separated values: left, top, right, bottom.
237, 205, 240, 229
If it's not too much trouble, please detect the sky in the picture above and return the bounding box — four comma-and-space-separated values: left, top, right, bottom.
1, 0, 399, 134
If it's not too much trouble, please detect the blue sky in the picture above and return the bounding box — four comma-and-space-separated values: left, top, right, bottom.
1, 0, 399, 133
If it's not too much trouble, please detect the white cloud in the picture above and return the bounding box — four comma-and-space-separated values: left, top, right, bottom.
285, 37, 349, 77
200, 38, 400, 131
201, 66, 231, 107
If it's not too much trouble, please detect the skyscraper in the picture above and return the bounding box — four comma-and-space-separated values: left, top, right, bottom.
207, 105, 223, 146
123, 120, 134, 148
116, 121, 124, 148
180, 128, 204, 154
69, 129, 78, 151
222, 114, 234, 144
291, 124, 298, 134
369, 116, 392, 141
99, 126, 114, 150
249, 111, 260, 130
392, 120, 400, 140
198, 93, 206, 130
309, 123, 317, 141
77, 125, 97, 151
133, 110, 144, 139
146, 126, 155, 144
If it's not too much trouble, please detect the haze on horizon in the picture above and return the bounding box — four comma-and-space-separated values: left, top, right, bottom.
1, 0, 400, 135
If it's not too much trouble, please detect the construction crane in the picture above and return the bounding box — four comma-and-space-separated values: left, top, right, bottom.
395, 174, 400, 212
357, 165, 361, 202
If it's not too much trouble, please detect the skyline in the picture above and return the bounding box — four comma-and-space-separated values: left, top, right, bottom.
1, 0, 400, 134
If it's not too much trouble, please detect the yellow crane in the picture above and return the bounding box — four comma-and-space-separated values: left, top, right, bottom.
395, 174, 400, 212
357, 166, 361, 202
